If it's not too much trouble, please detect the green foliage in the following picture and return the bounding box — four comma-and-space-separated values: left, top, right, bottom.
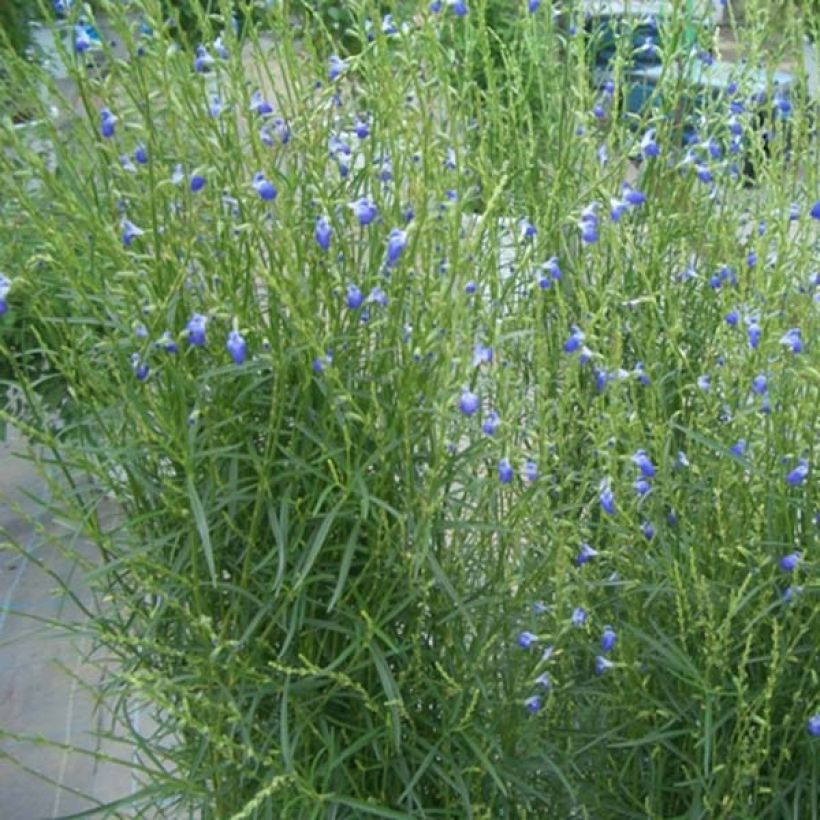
0, 0, 35, 56
0, 0, 818, 816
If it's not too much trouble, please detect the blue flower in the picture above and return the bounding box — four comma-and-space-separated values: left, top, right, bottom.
350, 197, 378, 226
632, 449, 656, 479
725, 310, 739, 326
482, 410, 499, 436
430, 1, 443, 12
194, 45, 214, 73
563, 325, 584, 353
534, 672, 551, 689
634, 478, 652, 497
100, 108, 117, 139
315, 216, 332, 251
779, 328, 802, 354
119, 153, 137, 172
465, 280, 476, 295
579, 204, 599, 244
121, 219, 144, 248
811, 201, 820, 221
808, 715, 820, 737
130, 353, 149, 381
458, 389, 479, 416
472, 343, 493, 367
641, 129, 660, 158
778, 552, 801, 572
367, 286, 388, 307
226, 330, 246, 365
571, 607, 587, 627
386, 228, 408, 266
249, 90, 274, 117
522, 460, 538, 483
528, 0, 541, 11
186, 314, 207, 346
312, 352, 333, 373
640, 521, 655, 541
156, 331, 178, 354
517, 631, 538, 649
450, 0, 468, 15
621, 183, 646, 207
634, 362, 650, 385
190, 174, 206, 193
600, 482, 616, 515
2, 273, 15, 313
498, 458, 514, 484
747, 320, 761, 349
209, 95, 223, 118
519, 218, 537, 240
346, 285, 364, 310
595, 655, 614, 675
575, 543, 598, 566
751, 374, 767, 395
697, 374, 711, 392
252, 172, 277, 201
610, 198, 628, 223
328, 55, 347, 81
729, 439, 747, 457
601, 625, 617, 653
785, 459, 809, 486
134, 144, 148, 165
524, 695, 542, 713
74, 25, 91, 54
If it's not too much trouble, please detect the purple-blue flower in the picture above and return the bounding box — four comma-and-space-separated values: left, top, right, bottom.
779, 328, 802, 354
595, 655, 614, 675
575, 543, 598, 566
134, 144, 148, 165
186, 314, 207, 347
74, 25, 91, 54
0, 274, 11, 315
315, 217, 332, 251
226, 330, 246, 365
130, 353, 149, 381
632, 449, 656, 479
785, 460, 808, 486
459, 389, 479, 417
386, 228, 408, 266
599, 482, 616, 515
498, 458, 514, 484
563, 325, 584, 353
811, 201, 820, 221
571, 607, 587, 627
729, 439, 747, 457
641, 129, 660, 158
190, 174, 206, 193
524, 695, 542, 713
751, 374, 767, 395
450, 0, 468, 15
100, 108, 117, 138
622, 183, 646, 207
346, 285, 364, 310
634, 478, 652, 496
194, 45, 214, 73
640, 521, 655, 541
808, 714, 820, 737
517, 631, 538, 649
601, 625, 617, 653
522, 460, 538, 483
350, 197, 378, 226
121, 219, 144, 248
528, 0, 541, 11
747, 320, 761, 350
328, 55, 347, 81
482, 410, 499, 436
472, 343, 493, 367
778, 552, 801, 572
252, 172, 277, 201
249, 91, 273, 117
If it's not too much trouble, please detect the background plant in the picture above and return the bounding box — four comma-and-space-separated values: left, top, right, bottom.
1, 0, 818, 817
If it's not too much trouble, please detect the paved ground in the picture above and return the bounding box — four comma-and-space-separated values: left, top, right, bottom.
0, 428, 133, 818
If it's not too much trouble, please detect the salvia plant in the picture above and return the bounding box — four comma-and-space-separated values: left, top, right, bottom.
0, 0, 818, 817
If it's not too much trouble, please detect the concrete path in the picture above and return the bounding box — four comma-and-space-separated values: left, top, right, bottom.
0, 429, 133, 818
